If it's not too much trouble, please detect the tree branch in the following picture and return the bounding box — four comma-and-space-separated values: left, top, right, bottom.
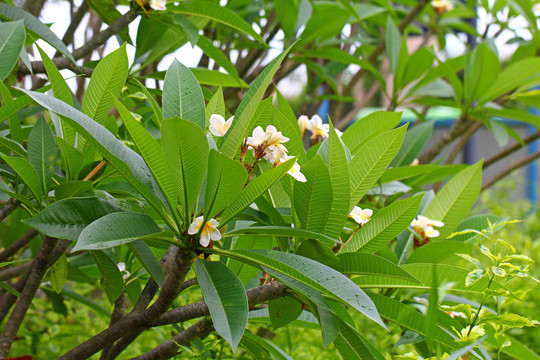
0, 198, 20, 221
130, 319, 213, 360
482, 150, 540, 191
483, 129, 540, 169
418, 116, 470, 163
444, 121, 483, 164
0, 229, 38, 262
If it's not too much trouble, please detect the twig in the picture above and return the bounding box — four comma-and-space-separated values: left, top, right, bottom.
57, 0, 90, 52
130, 319, 213, 360
0, 229, 38, 262
0, 260, 32, 282
484, 129, 540, 169
482, 150, 540, 191
100, 292, 127, 360
0, 198, 20, 221
418, 116, 470, 163
445, 121, 483, 164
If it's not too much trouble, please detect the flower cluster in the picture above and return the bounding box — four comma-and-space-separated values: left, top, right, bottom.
431, 0, 453, 13
298, 115, 342, 140
411, 215, 444, 248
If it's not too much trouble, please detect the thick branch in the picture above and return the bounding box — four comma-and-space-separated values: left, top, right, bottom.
130, 319, 213, 360
153, 281, 287, 327
445, 121, 483, 164
59, 247, 195, 360
418, 117, 470, 163
0, 198, 20, 221
484, 129, 540, 169
100, 292, 127, 360
482, 150, 540, 191
0, 229, 38, 262
0, 237, 70, 357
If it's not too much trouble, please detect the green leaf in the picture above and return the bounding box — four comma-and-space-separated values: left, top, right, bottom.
342, 195, 422, 253
1, 154, 42, 205
192, 68, 248, 88
0, 4, 73, 60
81, 44, 128, 124
385, 16, 401, 74
0, 135, 26, 157
227, 234, 273, 285
220, 157, 296, 224
170, 1, 265, 44
50, 253, 68, 294
342, 111, 402, 155
297, 239, 339, 267
224, 225, 340, 245
132, 78, 162, 126
390, 122, 433, 167
269, 296, 303, 330
161, 117, 208, 219
463, 43, 499, 105
406, 241, 474, 264
196, 258, 248, 352
27, 117, 57, 194
424, 161, 483, 240
162, 60, 205, 129
18, 89, 172, 225
114, 97, 178, 214
241, 331, 294, 360
221, 46, 292, 157
334, 253, 420, 283
0, 20, 25, 81
322, 124, 350, 238
293, 155, 332, 233
349, 126, 407, 209
0, 281, 21, 297
214, 248, 386, 328
128, 240, 166, 287
55, 180, 93, 201
196, 36, 240, 78
90, 250, 123, 303
450, 215, 504, 242
334, 319, 382, 359
205, 150, 247, 219
205, 87, 225, 122
55, 137, 84, 181
24, 197, 122, 240
73, 212, 163, 251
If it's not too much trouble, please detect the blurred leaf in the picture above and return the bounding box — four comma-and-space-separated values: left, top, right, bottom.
90, 250, 123, 303
269, 296, 303, 330
1, 154, 42, 205
50, 253, 68, 293
28, 116, 57, 194
0, 20, 25, 81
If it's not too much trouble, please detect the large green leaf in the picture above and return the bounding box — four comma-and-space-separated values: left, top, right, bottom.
204, 150, 247, 219
406, 241, 473, 264
293, 155, 333, 233
0, 80, 22, 143
205, 87, 225, 122
81, 44, 128, 124
90, 250, 123, 303
322, 124, 350, 238
343, 195, 422, 254
341, 111, 402, 155
224, 226, 340, 245
334, 319, 383, 360
24, 197, 122, 240
196, 258, 248, 352
213, 248, 386, 328
132, 78, 162, 126
390, 122, 433, 167
162, 60, 205, 129
220, 157, 296, 224
424, 161, 482, 240
161, 117, 209, 219
18, 89, 172, 226
241, 331, 294, 360
27, 117, 57, 194
1, 154, 42, 205
170, 1, 265, 44
114, 97, 178, 215
221, 47, 292, 157
0, 3, 74, 61
0, 20, 25, 81
0, 85, 50, 128
348, 126, 407, 209
334, 253, 420, 283
73, 212, 163, 251
128, 240, 166, 287
55, 137, 84, 181
450, 215, 504, 242
227, 234, 273, 285
0, 135, 26, 157
268, 296, 303, 330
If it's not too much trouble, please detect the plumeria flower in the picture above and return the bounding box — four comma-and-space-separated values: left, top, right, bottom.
279, 155, 307, 182
431, 0, 453, 13
246, 126, 269, 148
411, 158, 419, 166
264, 143, 288, 165
117, 262, 130, 280
265, 125, 289, 148
298, 115, 309, 136
307, 115, 329, 138
188, 216, 222, 247
149, 0, 167, 10
411, 215, 444, 238
209, 114, 234, 137
348, 206, 373, 226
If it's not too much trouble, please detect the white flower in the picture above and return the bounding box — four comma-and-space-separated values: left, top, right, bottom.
209, 114, 233, 137
298, 115, 309, 135
188, 216, 222, 247
348, 206, 373, 226
117, 262, 130, 280
411, 215, 444, 238
279, 155, 306, 182
432, 0, 453, 13
264, 143, 288, 165
265, 125, 289, 148
246, 126, 268, 147
307, 115, 328, 138
149, 0, 167, 10
411, 158, 420, 166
